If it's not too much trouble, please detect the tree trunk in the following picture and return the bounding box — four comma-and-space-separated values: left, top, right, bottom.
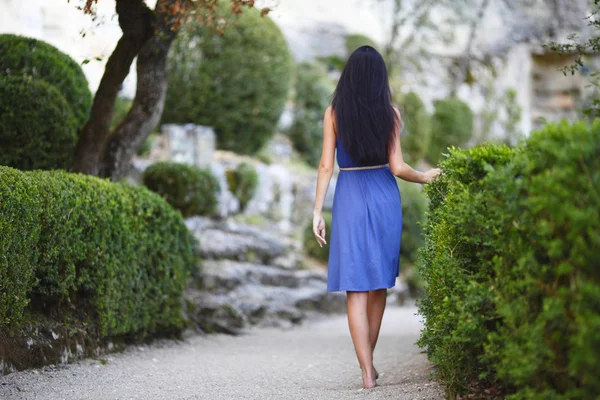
72, 0, 154, 175
102, 32, 176, 180
102, 0, 186, 181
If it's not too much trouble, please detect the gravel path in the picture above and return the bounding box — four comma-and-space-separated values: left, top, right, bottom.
0, 305, 443, 400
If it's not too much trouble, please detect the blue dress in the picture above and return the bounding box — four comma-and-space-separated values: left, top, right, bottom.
327, 138, 402, 292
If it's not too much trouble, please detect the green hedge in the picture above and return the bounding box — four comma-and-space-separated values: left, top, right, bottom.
303, 211, 332, 261
0, 168, 40, 326
142, 162, 220, 217
0, 166, 197, 337
226, 162, 259, 211
288, 62, 334, 165
418, 121, 600, 399
0, 34, 91, 127
396, 92, 432, 164
427, 97, 474, 164
0, 76, 79, 170
163, 5, 293, 154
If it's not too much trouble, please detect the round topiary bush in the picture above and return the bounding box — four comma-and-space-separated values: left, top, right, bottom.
303, 211, 333, 262
288, 62, 334, 165
142, 162, 220, 217
427, 97, 474, 164
0, 34, 92, 127
396, 92, 432, 164
163, 5, 293, 154
0, 76, 79, 170
226, 162, 259, 211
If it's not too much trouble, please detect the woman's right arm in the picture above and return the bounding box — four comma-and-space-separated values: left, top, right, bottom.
389, 108, 441, 184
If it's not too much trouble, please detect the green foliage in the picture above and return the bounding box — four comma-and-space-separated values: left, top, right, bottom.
427, 97, 474, 164
345, 34, 378, 55
418, 121, 600, 399
303, 211, 332, 261
163, 5, 293, 154
0, 168, 40, 326
545, 0, 600, 117
396, 92, 432, 163
226, 162, 259, 211
0, 166, 197, 337
0, 34, 91, 127
0, 76, 79, 170
142, 162, 220, 217
288, 62, 334, 165
397, 179, 427, 267
316, 55, 346, 72
397, 179, 428, 298
417, 143, 514, 396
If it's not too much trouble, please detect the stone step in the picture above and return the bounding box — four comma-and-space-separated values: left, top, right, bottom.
200, 260, 326, 293
186, 217, 295, 266
185, 279, 346, 334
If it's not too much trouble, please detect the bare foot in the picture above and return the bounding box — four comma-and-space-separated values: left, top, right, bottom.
360, 365, 380, 380
361, 366, 377, 389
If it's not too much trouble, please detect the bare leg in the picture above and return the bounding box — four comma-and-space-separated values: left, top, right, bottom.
367, 289, 387, 379
347, 291, 377, 389
368, 289, 387, 351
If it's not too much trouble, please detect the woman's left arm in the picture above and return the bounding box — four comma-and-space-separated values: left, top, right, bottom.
312, 106, 337, 247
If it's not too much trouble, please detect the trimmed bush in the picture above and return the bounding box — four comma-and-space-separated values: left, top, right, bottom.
0, 76, 79, 170
142, 162, 220, 217
0, 34, 92, 126
417, 143, 514, 396
288, 62, 334, 165
0, 166, 197, 337
226, 162, 259, 211
427, 97, 474, 164
163, 5, 293, 154
0, 168, 40, 326
303, 211, 333, 261
396, 92, 432, 164
418, 121, 600, 399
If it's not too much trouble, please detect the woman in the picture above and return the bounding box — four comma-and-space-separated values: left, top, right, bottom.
312, 46, 441, 390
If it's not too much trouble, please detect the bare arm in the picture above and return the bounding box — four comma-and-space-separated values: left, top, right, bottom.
389, 108, 441, 184
312, 106, 337, 246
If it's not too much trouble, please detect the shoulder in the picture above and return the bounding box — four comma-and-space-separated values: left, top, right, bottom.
392, 106, 401, 120
324, 105, 334, 119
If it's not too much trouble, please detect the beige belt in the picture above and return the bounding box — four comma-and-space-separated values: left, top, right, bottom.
339, 163, 389, 171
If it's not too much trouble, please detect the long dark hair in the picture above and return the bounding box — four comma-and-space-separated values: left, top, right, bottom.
331, 46, 398, 165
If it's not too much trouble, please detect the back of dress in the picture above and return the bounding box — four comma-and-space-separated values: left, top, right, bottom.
327, 136, 402, 292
